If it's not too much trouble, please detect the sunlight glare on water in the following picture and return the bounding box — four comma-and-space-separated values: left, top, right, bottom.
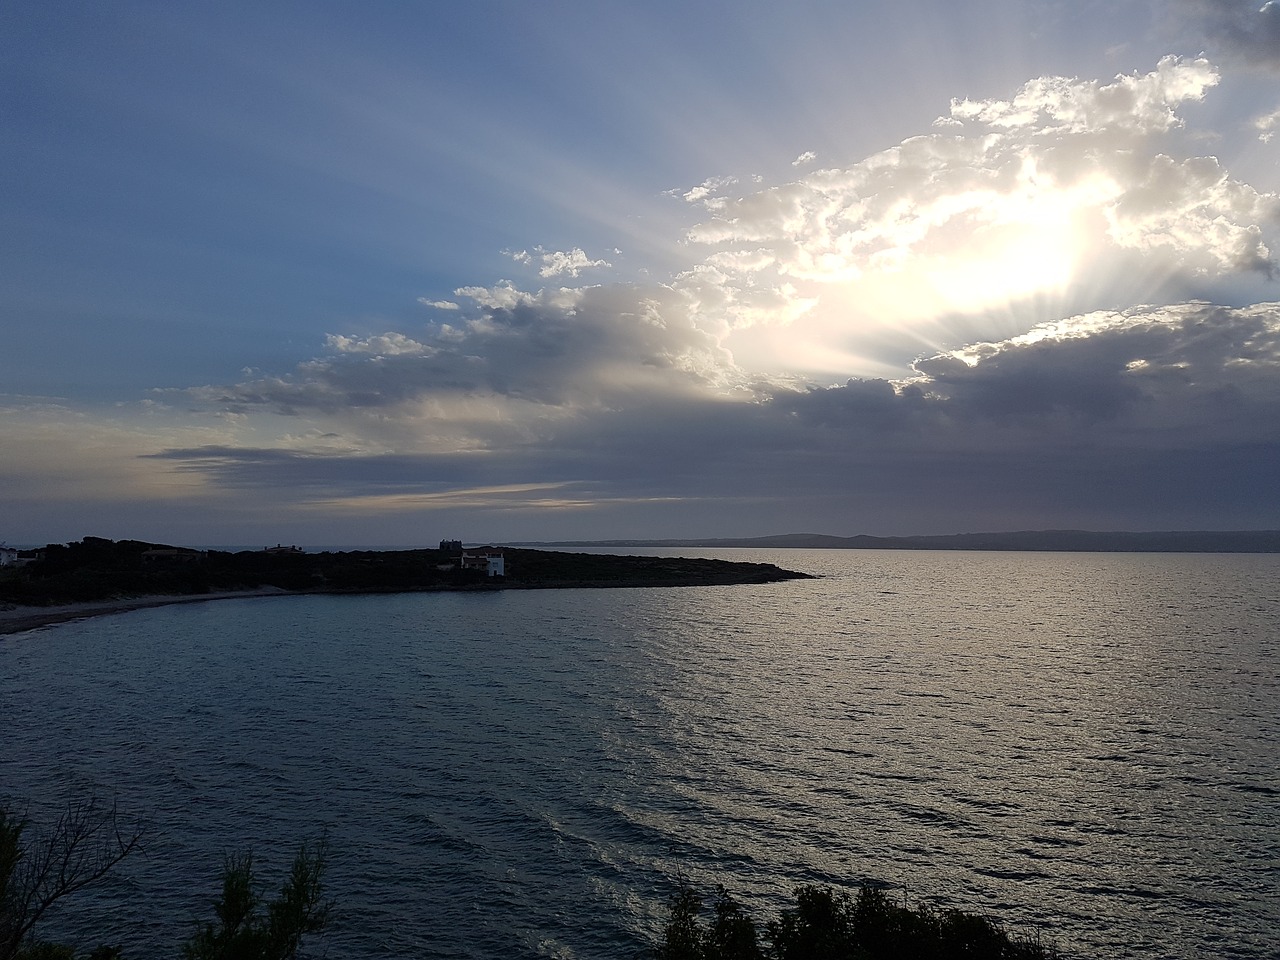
1, 549, 1277, 959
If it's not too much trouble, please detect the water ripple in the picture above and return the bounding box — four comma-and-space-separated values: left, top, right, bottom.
1, 550, 1277, 959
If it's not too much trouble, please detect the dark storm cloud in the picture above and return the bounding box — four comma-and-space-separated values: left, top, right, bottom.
165, 301, 1280, 531
781, 303, 1280, 446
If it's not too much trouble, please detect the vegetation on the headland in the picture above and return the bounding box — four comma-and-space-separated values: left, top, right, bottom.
0, 800, 328, 960
658, 882, 1060, 960
0, 537, 810, 607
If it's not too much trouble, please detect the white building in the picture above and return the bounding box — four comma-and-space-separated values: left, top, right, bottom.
460, 549, 505, 577
0, 545, 17, 567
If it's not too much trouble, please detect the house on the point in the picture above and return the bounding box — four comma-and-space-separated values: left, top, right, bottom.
1, 546, 41, 568
460, 547, 505, 577
264, 544, 304, 555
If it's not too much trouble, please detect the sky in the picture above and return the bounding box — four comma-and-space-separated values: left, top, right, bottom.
3, 0, 1280, 546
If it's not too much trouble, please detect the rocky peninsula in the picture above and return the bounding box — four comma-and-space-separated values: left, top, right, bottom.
0, 537, 812, 635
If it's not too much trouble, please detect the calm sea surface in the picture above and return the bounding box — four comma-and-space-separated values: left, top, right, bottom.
1, 549, 1277, 959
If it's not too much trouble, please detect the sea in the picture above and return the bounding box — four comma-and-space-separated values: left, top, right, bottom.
1, 548, 1277, 959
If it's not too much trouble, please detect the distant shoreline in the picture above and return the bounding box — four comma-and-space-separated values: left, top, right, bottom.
514, 529, 1280, 553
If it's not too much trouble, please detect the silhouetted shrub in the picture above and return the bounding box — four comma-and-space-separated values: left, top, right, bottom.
660, 882, 1060, 960
181, 841, 330, 960
1, 799, 328, 960
0, 798, 141, 960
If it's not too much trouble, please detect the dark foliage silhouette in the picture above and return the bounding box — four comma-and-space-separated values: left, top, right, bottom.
659, 882, 1060, 960
0, 799, 141, 960
181, 840, 330, 960
1, 799, 328, 960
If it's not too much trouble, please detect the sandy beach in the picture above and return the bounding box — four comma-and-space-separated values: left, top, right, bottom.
0, 589, 294, 637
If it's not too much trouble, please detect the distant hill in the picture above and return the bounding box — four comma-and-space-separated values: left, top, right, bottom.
516, 529, 1280, 553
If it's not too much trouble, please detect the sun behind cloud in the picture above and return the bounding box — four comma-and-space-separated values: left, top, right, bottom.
672, 56, 1276, 377
5, 29, 1280, 544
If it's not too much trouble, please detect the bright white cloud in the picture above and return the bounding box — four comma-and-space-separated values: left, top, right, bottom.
535, 246, 611, 278
677, 176, 739, 205
948, 55, 1218, 133
453, 280, 537, 311
326, 332, 434, 356
506, 246, 611, 278
1105, 154, 1277, 274
669, 57, 1277, 375
1256, 106, 1280, 140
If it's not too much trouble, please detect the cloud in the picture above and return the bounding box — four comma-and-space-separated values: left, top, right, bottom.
537, 247, 611, 278
160, 53, 1280, 533
757, 302, 1280, 451
325, 332, 435, 356
0, 399, 229, 506
947, 56, 1218, 133
675, 176, 739, 205
902, 302, 1280, 436
671, 57, 1278, 365
163, 300, 1280, 534
1105, 154, 1277, 276
736, 301, 1280, 528
15, 55, 1280, 540
1256, 106, 1280, 141
186, 282, 740, 426
508, 246, 612, 278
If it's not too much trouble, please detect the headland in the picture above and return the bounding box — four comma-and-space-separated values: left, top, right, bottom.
0, 538, 812, 636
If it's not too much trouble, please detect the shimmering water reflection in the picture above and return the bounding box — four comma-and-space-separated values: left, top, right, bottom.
1, 549, 1277, 958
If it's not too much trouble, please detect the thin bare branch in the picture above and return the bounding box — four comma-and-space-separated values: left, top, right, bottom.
0, 796, 144, 960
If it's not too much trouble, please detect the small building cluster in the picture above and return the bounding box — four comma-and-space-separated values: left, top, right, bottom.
460, 549, 505, 577
438, 539, 505, 577
0, 544, 40, 568
4, 537, 510, 579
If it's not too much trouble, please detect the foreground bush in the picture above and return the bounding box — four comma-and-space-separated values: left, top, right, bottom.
658, 882, 1060, 960
7, 797, 1058, 959
180, 843, 329, 960
1, 800, 328, 960
0, 799, 141, 960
